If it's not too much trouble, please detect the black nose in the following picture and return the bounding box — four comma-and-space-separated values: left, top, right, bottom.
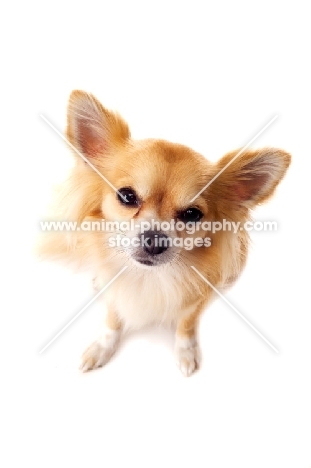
141, 231, 169, 255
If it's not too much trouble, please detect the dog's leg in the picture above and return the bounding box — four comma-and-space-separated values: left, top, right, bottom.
174, 302, 205, 377
80, 308, 122, 372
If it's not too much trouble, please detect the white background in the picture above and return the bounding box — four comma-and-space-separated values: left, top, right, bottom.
1, 1, 310, 467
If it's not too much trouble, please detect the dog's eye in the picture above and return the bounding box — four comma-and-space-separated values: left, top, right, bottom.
177, 208, 203, 222
117, 187, 139, 207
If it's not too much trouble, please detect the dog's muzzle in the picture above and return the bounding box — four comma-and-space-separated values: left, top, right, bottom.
133, 230, 173, 266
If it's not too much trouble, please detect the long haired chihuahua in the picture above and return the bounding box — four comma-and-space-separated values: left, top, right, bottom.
40, 90, 291, 376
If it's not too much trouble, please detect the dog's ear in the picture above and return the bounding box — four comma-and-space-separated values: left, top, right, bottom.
210, 148, 291, 211
66, 90, 130, 161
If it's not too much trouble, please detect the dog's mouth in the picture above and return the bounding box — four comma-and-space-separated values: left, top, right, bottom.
132, 251, 176, 268
135, 259, 155, 266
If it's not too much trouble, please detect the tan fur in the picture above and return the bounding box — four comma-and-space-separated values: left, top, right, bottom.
176, 299, 207, 338
38, 90, 291, 376
105, 308, 122, 331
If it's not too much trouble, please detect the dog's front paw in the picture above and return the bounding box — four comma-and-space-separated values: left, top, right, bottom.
174, 338, 201, 377
80, 329, 120, 372
80, 341, 112, 372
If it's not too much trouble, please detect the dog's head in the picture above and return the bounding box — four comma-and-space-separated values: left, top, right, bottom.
65, 90, 291, 282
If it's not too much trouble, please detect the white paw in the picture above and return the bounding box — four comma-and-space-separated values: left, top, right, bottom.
80, 330, 120, 372
175, 338, 201, 377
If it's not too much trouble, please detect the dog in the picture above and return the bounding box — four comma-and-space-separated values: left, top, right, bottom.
39, 90, 291, 376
